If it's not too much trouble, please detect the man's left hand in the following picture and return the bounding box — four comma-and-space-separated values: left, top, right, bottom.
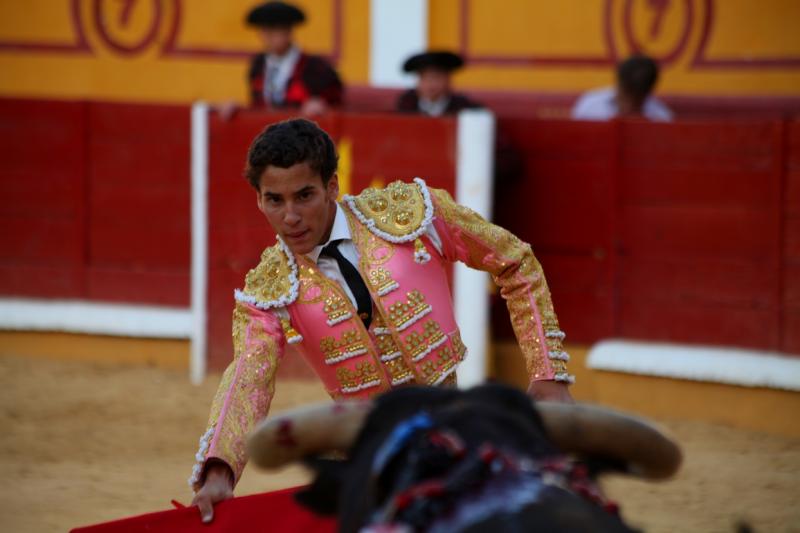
527, 380, 574, 403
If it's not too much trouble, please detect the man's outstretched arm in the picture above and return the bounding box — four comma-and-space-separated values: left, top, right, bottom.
428, 188, 574, 401
188, 303, 286, 522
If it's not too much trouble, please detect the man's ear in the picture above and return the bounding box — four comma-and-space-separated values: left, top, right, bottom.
327, 173, 340, 201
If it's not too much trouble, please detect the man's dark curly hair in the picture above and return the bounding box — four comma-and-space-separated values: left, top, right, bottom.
244, 118, 339, 190
617, 55, 659, 102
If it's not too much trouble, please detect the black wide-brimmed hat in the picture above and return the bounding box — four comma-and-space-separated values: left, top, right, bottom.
246, 1, 306, 28
402, 51, 464, 73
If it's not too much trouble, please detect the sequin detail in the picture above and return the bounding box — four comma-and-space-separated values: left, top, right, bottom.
344, 177, 434, 243
188, 426, 215, 489
235, 237, 298, 309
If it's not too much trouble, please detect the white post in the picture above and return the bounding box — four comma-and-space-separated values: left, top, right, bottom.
454, 109, 496, 387
369, 0, 428, 88
190, 102, 209, 385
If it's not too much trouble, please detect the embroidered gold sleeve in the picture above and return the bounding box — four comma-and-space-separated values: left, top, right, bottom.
428, 188, 572, 384
189, 302, 285, 491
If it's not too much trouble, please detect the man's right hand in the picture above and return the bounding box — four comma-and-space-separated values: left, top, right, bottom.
190, 462, 234, 523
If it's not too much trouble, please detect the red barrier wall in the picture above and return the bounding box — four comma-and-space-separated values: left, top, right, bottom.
493, 117, 796, 354
785, 120, 800, 353
0, 99, 190, 305
87, 102, 191, 306
0, 99, 88, 298
1, 98, 797, 370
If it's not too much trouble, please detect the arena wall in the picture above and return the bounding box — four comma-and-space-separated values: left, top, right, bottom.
1, 98, 798, 359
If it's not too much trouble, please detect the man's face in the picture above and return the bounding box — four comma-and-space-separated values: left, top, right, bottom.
256, 162, 339, 256
417, 68, 452, 102
261, 27, 293, 56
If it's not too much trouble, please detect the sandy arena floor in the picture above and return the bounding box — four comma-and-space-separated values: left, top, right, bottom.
1, 354, 798, 532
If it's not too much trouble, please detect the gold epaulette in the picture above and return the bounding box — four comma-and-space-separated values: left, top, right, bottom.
234, 239, 299, 309
343, 177, 434, 243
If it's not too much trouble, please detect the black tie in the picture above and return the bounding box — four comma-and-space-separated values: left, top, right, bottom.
320, 240, 372, 328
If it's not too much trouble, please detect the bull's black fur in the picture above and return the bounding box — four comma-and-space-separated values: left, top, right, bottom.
296, 383, 639, 533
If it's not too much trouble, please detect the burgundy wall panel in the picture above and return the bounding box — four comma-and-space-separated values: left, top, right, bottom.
618, 298, 777, 350
493, 117, 790, 352
86, 102, 191, 305
1, 98, 797, 365
784, 121, 800, 353
615, 120, 783, 349
0, 99, 88, 298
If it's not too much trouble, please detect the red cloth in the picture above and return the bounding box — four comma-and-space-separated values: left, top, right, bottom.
70, 486, 337, 532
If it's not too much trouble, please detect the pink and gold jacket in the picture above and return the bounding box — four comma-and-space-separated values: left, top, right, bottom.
189, 178, 572, 489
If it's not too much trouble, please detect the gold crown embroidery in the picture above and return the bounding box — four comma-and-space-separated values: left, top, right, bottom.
324, 293, 353, 326
336, 362, 381, 394
320, 329, 368, 365
368, 267, 399, 296
384, 357, 414, 385
376, 333, 402, 361
418, 345, 459, 385
403, 320, 446, 362
435, 347, 459, 379
450, 331, 467, 357
387, 290, 432, 331
420, 360, 437, 379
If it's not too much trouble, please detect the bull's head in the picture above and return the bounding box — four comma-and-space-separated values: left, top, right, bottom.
248, 384, 682, 532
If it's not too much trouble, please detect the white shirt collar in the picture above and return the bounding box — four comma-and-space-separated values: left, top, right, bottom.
266, 45, 300, 67
419, 96, 451, 117
264, 46, 301, 104
307, 203, 351, 263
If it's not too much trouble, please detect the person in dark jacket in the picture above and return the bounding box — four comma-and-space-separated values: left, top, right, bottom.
239, 1, 343, 117
396, 51, 482, 116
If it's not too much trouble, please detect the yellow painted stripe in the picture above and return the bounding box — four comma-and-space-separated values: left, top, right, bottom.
0, 331, 189, 371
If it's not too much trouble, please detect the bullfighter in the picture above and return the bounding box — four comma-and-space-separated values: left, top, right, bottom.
189, 118, 574, 522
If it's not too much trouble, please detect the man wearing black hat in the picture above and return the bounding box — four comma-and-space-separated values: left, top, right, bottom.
245, 1, 343, 116
396, 51, 482, 117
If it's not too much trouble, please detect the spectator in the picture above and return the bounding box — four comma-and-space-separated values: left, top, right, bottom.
236, 1, 343, 117
571, 55, 672, 121
396, 51, 482, 116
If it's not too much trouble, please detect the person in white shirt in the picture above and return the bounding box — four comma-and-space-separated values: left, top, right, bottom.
572, 55, 673, 122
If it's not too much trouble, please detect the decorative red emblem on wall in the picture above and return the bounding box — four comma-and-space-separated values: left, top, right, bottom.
457, 0, 800, 70
0, 0, 342, 63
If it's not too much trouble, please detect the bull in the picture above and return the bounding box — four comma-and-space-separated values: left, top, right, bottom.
247, 384, 682, 532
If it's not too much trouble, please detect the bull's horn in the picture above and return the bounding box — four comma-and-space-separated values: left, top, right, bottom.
247, 400, 372, 469
536, 401, 682, 479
